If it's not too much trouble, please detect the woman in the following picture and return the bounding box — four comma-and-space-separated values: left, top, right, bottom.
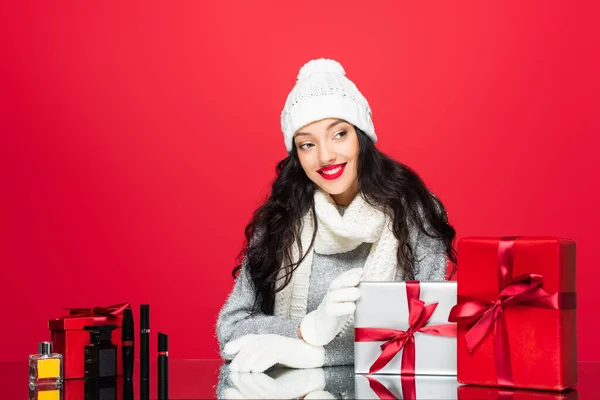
216, 58, 457, 373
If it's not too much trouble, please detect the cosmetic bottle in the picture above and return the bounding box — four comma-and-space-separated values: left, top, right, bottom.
29, 341, 63, 389
84, 325, 117, 381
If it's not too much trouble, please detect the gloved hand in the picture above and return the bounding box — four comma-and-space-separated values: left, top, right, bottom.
223, 334, 325, 373
299, 267, 363, 346
222, 368, 333, 399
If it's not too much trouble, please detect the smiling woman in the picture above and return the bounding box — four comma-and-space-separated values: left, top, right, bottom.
216, 58, 457, 373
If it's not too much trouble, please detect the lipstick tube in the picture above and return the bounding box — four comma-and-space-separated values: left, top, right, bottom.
158, 332, 168, 400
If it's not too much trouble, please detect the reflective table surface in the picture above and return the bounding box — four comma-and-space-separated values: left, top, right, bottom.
8, 359, 598, 399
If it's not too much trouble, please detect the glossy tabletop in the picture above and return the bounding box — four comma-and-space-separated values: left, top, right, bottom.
10, 360, 599, 399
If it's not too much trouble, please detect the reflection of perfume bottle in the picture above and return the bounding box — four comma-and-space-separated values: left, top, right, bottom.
84, 325, 118, 381
29, 386, 63, 400
29, 341, 63, 389
85, 377, 117, 400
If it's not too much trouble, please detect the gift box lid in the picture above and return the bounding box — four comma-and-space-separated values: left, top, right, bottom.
48, 303, 129, 331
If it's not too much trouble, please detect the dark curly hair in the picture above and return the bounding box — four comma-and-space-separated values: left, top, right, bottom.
232, 126, 457, 315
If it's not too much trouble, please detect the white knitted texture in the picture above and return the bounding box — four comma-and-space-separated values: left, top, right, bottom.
274, 189, 399, 329
313, 189, 385, 255
280, 58, 377, 152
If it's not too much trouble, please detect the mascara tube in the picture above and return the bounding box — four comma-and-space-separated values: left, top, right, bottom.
122, 307, 134, 380
140, 304, 150, 400
158, 332, 169, 400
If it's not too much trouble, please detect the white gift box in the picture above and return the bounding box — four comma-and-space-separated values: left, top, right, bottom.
355, 374, 459, 400
354, 281, 457, 375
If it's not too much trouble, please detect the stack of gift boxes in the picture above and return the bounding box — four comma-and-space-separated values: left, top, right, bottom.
354, 236, 578, 400
46, 303, 129, 400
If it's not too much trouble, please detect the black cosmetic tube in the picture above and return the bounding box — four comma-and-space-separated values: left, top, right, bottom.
122, 307, 134, 380
140, 304, 150, 400
158, 332, 168, 400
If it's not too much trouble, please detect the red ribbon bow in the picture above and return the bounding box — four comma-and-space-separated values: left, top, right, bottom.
448, 237, 576, 387
355, 281, 457, 385
66, 302, 130, 318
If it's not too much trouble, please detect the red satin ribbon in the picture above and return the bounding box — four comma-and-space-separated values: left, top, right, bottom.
355, 281, 456, 375
448, 237, 577, 386
366, 375, 417, 400
65, 302, 130, 318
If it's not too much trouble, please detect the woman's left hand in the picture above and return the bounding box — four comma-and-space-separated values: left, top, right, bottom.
223, 334, 325, 373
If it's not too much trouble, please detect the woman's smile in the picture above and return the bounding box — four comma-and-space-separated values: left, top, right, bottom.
318, 163, 347, 180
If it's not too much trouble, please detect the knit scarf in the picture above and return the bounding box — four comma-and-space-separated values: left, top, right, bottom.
273, 188, 401, 331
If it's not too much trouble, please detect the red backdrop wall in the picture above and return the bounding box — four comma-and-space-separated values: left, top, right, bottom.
2, 1, 599, 362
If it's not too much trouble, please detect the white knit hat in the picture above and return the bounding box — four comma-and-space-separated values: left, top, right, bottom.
280, 58, 377, 153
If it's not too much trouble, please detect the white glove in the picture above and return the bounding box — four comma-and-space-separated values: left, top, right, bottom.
299, 267, 363, 346
223, 368, 330, 399
304, 390, 337, 399
223, 334, 325, 373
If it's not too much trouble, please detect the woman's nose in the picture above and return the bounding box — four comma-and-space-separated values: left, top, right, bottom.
318, 142, 336, 165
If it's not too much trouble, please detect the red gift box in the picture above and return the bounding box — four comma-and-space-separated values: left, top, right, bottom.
48, 302, 130, 380
458, 385, 578, 400
449, 237, 577, 391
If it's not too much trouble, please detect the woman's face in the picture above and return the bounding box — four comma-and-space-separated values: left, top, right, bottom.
294, 118, 360, 206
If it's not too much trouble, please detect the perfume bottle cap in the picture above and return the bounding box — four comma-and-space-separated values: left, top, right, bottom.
84, 325, 118, 345
38, 341, 53, 355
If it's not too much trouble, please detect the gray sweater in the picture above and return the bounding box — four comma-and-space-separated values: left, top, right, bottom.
216, 206, 448, 366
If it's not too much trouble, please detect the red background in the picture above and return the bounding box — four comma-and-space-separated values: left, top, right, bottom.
1, 1, 599, 362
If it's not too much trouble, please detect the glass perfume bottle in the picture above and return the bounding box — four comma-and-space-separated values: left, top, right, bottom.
29, 341, 63, 389
84, 325, 118, 381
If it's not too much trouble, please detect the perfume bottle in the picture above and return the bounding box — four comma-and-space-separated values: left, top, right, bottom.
84, 325, 118, 381
29, 341, 63, 389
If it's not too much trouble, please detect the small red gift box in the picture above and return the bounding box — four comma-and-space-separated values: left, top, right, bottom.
458, 385, 578, 400
48, 302, 130, 380
449, 237, 577, 391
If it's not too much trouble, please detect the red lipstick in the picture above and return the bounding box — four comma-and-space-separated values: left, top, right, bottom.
317, 163, 346, 180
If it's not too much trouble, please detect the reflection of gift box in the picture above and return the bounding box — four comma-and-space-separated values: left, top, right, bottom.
48, 303, 129, 380
458, 385, 578, 400
354, 281, 457, 375
449, 237, 577, 391
355, 374, 458, 400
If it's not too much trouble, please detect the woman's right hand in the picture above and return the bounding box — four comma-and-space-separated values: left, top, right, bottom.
299, 267, 363, 346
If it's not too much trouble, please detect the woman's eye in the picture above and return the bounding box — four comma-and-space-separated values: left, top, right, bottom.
298, 131, 345, 150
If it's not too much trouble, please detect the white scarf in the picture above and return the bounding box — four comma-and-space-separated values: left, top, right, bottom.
273, 188, 401, 331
